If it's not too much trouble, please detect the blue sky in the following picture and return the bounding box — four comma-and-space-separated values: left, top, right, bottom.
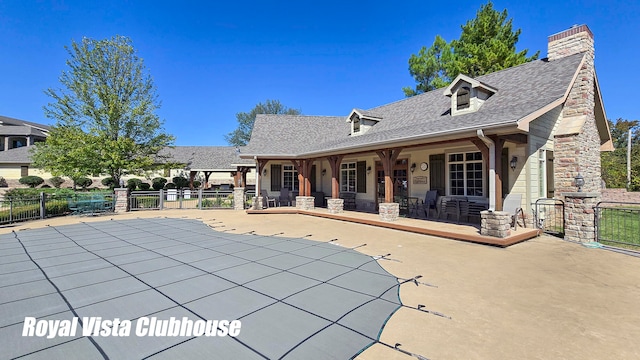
1, 0, 638, 146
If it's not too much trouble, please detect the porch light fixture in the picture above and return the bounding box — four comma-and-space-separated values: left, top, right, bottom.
510, 156, 518, 171
410, 163, 417, 172
321, 169, 326, 176
366, 166, 372, 175
575, 173, 585, 192
263, 168, 268, 176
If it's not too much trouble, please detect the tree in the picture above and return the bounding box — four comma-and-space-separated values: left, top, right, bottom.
601, 119, 640, 190
31, 35, 175, 186
403, 1, 539, 96
225, 99, 301, 146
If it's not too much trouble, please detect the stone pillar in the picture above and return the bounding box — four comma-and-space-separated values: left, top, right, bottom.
253, 196, 263, 210
233, 187, 245, 210
296, 196, 315, 210
379, 203, 399, 222
327, 198, 344, 214
480, 210, 511, 238
563, 192, 599, 242
114, 188, 129, 213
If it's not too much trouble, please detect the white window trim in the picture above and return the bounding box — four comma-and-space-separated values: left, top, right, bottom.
283, 165, 299, 191
340, 162, 357, 192
445, 151, 485, 198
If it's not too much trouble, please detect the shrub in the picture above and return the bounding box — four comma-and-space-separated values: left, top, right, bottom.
101, 177, 117, 188
126, 178, 142, 191
0, 177, 7, 187
152, 177, 167, 190
172, 176, 189, 189
41, 184, 51, 188
74, 177, 93, 190
19, 176, 45, 188
139, 182, 151, 190
164, 182, 176, 189
193, 180, 201, 189
49, 176, 65, 188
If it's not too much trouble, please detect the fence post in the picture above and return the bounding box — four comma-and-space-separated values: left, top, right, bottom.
179, 189, 183, 209
9, 198, 13, 223
159, 189, 164, 210
40, 192, 45, 219
198, 189, 203, 210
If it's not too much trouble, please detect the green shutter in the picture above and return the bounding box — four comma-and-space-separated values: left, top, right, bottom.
357, 161, 366, 193
271, 164, 281, 191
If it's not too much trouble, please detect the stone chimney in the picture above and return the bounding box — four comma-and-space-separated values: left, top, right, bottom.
550, 24, 601, 243
547, 24, 594, 61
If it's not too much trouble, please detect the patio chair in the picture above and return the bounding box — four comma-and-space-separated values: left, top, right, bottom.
419, 190, 438, 218
503, 193, 525, 229
278, 188, 291, 206
260, 190, 277, 208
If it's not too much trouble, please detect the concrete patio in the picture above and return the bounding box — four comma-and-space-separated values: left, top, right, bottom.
2, 209, 640, 359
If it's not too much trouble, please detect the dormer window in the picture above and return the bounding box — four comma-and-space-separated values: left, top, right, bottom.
456, 86, 470, 110
353, 115, 360, 133
444, 74, 497, 116
346, 109, 382, 136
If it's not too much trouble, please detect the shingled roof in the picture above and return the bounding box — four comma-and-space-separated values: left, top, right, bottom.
0, 115, 50, 138
242, 53, 585, 158
0, 147, 31, 164
160, 146, 254, 171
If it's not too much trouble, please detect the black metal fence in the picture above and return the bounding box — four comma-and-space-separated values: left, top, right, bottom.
595, 201, 640, 250
534, 198, 565, 237
0, 192, 114, 226
129, 189, 238, 211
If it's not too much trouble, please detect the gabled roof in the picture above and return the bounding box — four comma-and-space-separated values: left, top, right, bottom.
346, 108, 383, 123
243, 53, 587, 158
443, 74, 498, 96
159, 146, 254, 171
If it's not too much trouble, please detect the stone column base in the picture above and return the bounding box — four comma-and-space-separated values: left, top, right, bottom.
233, 187, 245, 210
327, 198, 344, 214
253, 196, 263, 210
114, 188, 129, 213
563, 192, 599, 243
480, 210, 511, 238
379, 203, 399, 222
296, 196, 315, 210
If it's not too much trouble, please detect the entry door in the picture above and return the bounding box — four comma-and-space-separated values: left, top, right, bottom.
375, 159, 409, 207
429, 154, 445, 196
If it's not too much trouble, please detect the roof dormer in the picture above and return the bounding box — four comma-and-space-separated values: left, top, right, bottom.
346, 109, 382, 136
443, 74, 497, 116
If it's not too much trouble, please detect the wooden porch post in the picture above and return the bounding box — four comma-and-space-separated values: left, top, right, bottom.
376, 148, 402, 203
291, 160, 304, 195
203, 171, 213, 189
491, 136, 505, 211
327, 155, 344, 198
256, 159, 268, 193
189, 171, 197, 190
303, 159, 315, 196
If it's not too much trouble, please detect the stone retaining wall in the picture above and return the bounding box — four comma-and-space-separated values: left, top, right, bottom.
601, 189, 640, 203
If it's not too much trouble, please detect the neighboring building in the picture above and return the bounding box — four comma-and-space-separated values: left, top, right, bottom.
241, 25, 612, 223
0, 116, 50, 179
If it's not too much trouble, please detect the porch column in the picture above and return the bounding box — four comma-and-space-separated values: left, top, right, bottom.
376, 148, 402, 202
327, 155, 344, 198
189, 171, 197, 190
492, 137, 505, 211
256, 159, 268, 193
203, 171, 213, 189
303, 159, 315, 196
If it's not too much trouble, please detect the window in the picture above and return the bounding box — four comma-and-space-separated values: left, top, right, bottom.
353, 115, 360, 133
456, 86, 470, 110
283, 165, 298, 191
448, 152, 483, 196
340, 162, 357, 192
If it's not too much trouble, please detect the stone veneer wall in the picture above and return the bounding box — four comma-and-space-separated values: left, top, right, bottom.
379, 203, 399, 222
296, 196, 315, 210
327, 198, 344, 214
601, 189, 640, 203
480, 211, 511, 238
114, 188, 129, 213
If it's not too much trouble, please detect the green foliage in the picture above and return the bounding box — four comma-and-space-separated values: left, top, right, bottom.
193, 180, 201, 189
127, 178, 142, 191
74, 177, 93, 190
172, 176, 189, 189
164, 182, 176, 189
225, 99, 301, 146
139, 182, 151, 190
601, 119, 640, 190
403, 1, 538, 96
101, 176, 117, 188
49, 176, 65, 188
152, 177, 167, 190
32, 35, 175, 185
19, 176, 45, 188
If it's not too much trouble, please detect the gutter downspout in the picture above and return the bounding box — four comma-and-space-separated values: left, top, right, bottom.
477, 130, 496, 211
